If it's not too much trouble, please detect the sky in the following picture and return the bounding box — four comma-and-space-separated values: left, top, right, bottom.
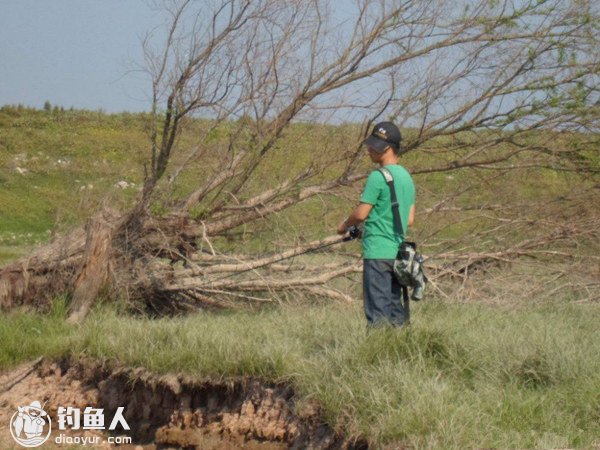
0, 0, 360, 116
0, 1, 570, 125
0, 0, 370, 119
0, 0, 164, 112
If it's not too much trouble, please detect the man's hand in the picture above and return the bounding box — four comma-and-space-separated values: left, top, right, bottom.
337, 220, 349, 235
337, 203, 373, 235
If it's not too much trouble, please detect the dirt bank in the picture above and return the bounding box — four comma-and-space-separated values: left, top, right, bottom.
0, 357, 368, 449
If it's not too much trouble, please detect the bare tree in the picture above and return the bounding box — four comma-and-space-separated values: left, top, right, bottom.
1, 0, 598, 317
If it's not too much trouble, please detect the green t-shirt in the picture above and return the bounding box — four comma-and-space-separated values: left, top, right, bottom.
359, 164, 415, 259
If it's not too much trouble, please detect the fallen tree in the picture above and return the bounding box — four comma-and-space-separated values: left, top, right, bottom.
1, 0, 598, 319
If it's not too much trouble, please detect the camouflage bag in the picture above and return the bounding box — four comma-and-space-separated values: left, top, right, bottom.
393, 241, 427, 301
378, 168, 428, 301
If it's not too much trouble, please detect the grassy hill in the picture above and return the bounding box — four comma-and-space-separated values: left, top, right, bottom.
1, 106, 599, 448
1, 105, 596, 259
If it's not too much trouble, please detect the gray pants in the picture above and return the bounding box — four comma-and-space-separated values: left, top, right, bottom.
363, 259, 408, 327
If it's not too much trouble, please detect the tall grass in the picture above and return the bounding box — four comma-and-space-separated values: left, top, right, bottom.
2, 298, 599, 448
0, 297, 75, 367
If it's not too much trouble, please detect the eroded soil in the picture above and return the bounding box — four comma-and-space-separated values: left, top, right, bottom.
0, 357, 368, 449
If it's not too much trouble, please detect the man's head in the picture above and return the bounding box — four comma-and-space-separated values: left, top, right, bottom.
363, 121, 402, 157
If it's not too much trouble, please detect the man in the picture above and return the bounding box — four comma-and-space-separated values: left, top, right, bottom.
337, 121, 415, 327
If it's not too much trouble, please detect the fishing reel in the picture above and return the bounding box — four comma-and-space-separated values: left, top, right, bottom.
343, 225, 362, 241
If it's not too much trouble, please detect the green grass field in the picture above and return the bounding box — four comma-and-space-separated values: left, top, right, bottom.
1, 106, 599, 448
2, 298, 600, 448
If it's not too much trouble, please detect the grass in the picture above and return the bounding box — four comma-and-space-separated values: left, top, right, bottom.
1, 107, 598, 448
0, 297, 76, 368
2, 106, 596, 259
0, 108, 148, 239
2, 297, 599, 449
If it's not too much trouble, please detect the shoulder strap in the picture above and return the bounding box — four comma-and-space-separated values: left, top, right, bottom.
378, 167, 404, 236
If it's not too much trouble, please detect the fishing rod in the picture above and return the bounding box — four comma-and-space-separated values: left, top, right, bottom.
197, 226, 361, 288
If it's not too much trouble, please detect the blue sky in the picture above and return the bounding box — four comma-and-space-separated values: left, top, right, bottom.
1, 1, 565, 126
0, 0, 164, 112
0, 0, 371, 118
0, 0, 360, 115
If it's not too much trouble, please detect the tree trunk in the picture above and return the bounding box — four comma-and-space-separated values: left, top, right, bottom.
67, 211, 118, 323
0, 206, 200, 314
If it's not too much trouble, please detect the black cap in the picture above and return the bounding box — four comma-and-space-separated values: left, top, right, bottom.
363, 121, 402, 153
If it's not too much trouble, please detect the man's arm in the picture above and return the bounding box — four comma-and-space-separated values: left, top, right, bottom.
338, 202, 414, 234
337, 203, 373, 235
